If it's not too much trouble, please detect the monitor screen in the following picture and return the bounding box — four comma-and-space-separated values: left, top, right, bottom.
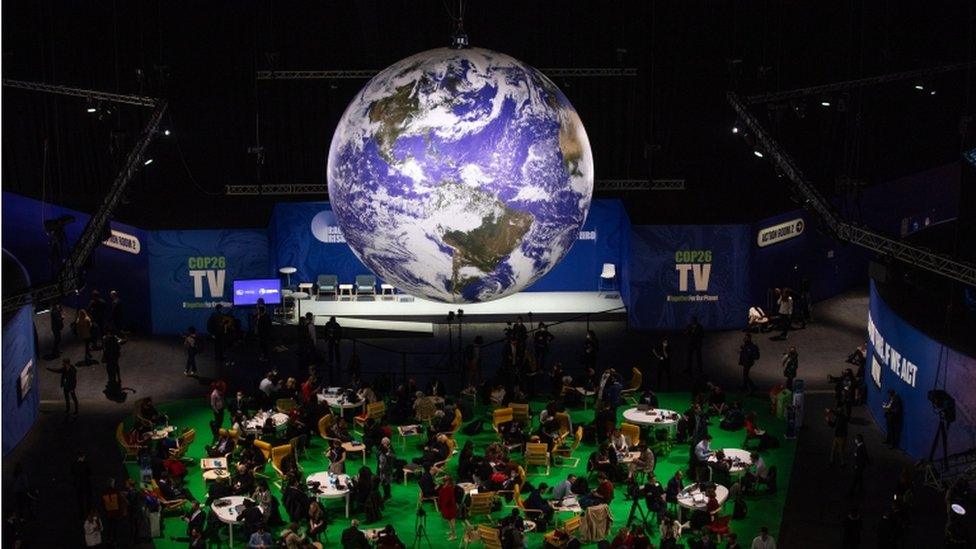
233, 279, 282, 306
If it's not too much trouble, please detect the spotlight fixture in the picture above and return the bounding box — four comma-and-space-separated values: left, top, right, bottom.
86, 106, 97, 114
951, 503, 966, 516
929, 90, 937, 96
914, 83, 925, 91
163, 129, 171, 136
143, 158, 154, 166
820, 100, 831, 107
753, 149, 764, 158
731, 125, 740, 135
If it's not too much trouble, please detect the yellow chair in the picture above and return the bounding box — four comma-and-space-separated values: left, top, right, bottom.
227, 429, 240, 444
354, 401, 386, 432
271, 444, 294, 476
253, 439, 273, 462
469, 492, 497, 522
621, 422, 641, 448
432, 437, 458, 474
510, 403, 531, 427
554, 426, 584, 468
317, 414, 335, 441
524, 442, 551, 476
168, 428, 196, 460
148, 479, 188, 516
554, 412, 572, 439
116, 423, 143, 463
544, 516, 582, 545
477, 524, 502, 549
621, 367, 643, 402
492, 408, 514, 441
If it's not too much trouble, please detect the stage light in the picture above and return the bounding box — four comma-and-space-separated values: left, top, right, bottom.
914, 83, 925, 91
753, 149, 764, 158
929, 90, 937, 96
731, 125, 739, 134
163, 129, 171, 136
951, 503, 965, 515
820, 100, 831, 107
86, 107, 97, 113
143, 158, 154, 166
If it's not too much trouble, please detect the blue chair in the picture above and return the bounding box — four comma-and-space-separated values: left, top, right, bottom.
316, 274, 338, 297
355, 275, 376, 296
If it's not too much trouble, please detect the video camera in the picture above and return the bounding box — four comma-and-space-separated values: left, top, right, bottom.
928, 390, 956, 424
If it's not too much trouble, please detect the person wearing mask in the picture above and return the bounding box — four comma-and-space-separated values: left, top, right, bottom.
653, 337, 672, 391
781, 347, 798, 391
751, 526, 776, 549
738, 334, 760, 394
184, 327, 199, 376
50, 303, 65, 357
46, 358, 79, 415
685, 317, 705, 374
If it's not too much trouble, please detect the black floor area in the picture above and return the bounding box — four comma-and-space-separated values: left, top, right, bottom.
2, 288, 966, 547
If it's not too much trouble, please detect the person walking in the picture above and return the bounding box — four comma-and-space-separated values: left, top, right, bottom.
75, 309, 95, 364
738, 333, 760, 394
827, 407, 849, 467
184, 327, 199, 376
684, 317, 704, 373
751, 526, 776, 549
46, 358, 79, 415
50, 303, 64, 357
848, 434, 869, 497
781, 346, 798, 391
653, 337, 672, 391
436, 475, 461, 541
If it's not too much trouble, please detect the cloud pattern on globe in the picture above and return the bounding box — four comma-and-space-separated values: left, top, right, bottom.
327, 47, 593, 303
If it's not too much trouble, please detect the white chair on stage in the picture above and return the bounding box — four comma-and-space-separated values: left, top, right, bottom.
598, 263, 617, 293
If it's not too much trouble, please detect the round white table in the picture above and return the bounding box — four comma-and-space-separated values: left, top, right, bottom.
307, 472, 351, 517
210, 496, 264, 546
321, 394, 365, 414
242, 411, 290, 435
707, 448, 753, 475
279, 266, 297, 288
622, 408, 681, 432
676, 483, 729, 520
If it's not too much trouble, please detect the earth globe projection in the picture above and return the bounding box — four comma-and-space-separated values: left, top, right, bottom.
327, 46, 594, 303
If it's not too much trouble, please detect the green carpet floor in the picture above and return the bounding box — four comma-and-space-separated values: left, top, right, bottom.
126, 394, 795, 547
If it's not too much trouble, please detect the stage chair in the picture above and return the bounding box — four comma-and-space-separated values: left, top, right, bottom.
544, 516, 582, 546
621, 367, 642, 403
271, 443, 294, 477
554, 426, 584, 468
554, 412, 572, 440
621, 422, 641, 448
168, 429, 196, 461
317, 414, 336, 441
148, 479, 188, 516
439, 408, 463, 437
354, 274, 376, 297
468, 492, 497, 523
253, 439, 273, 462
510, 403, 531, 427
524, 442, 551, 476
316, 274, 338, 297
116, 423, 143, 463
598, 263, 617, 292
353, 401, 386, 434
477, 524, 503, 549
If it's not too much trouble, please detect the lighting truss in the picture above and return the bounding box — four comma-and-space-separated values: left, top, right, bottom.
224, 178, 684, 196
728, 90, 976, 288
2, 82, 166, 313
255, 67, 638, 81
743, 61, 976, 105
3, 79, 159, 107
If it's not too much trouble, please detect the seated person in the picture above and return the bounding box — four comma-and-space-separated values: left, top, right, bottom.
744, 412, 778, 450
580, 472, 613, 507
251, 479, 275, 522
239, 498, 265, 538
610, 526, 634, 549
157, 471, 194, 501
642, 474, 667, 523
610, 428, 629, 455
627, 444, 655, 481
412, 434, 449, 470
308, 500, 328, 538
261, 416, 278, 438
206, 476, 234, 504
327, 439, 346, 474
425, 377, 444, 398
706, 383, 727, 416
137, 397, 165, 427
490, 385, 507, 407
550, 474, 577, 502
747, 306, 770, 332
499, 419, 528, 447
743, 452, 769, 491
232, 462, 256, 495
418, 468, 438, 499
665, 471, 684, 507
708, 450, 733, 486
207, 429, 236, 457
591, 402, 616, 445
719, 402, 745, 431
498, 508, 526, 547
159, 430, 181, 457
523, 483, 554, 530
327, 418, 352, 443
282, 479, 311, 523
239, 436, 267, 470
639, 388, 660, 408
693, 435, 714, 464
363, 418, 387, 455
375, 524, 406, 549
456, 441, 476, 481
586, 443, 618, 481
427, 410, 454, 442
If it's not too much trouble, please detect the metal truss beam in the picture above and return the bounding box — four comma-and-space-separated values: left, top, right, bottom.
224, 178, 683, 196
728, 91, 976, 288
256, 67, 638, 81
743, 61, 976, 105
2, 100, 168, 313
2, 79, 159, 107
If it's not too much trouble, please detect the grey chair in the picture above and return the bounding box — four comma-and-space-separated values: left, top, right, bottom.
316, 274, 338, 297
354, 275, 376, 296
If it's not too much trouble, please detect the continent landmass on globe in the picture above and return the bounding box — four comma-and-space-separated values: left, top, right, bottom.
441, 201, 533, 294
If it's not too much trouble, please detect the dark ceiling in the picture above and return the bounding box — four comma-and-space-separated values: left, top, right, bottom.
2, 1, 974, 228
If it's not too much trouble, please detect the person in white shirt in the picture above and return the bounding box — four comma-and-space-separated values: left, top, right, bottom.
694, 435, 713, 463
751, 526, 776, 549
210, 383, 225, 432
776, 290, 794, 339
83, 508, 102, 547
610, 429, 629, 454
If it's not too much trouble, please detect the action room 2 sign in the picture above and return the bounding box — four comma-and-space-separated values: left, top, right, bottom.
147, 230, 270, 335
628, 225, 751, 330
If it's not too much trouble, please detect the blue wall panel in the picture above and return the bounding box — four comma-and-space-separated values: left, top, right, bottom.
2, 252, 38, 456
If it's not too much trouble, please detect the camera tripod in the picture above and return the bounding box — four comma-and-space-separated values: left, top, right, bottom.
413, 508, 432, 549
625, 488, 653, 531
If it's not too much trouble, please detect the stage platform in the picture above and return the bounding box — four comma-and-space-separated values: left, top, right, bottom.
285, 291, 626, 331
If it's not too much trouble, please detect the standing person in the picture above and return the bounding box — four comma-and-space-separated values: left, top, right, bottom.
465, 336, 484, 389
533, 322, 554, 371
102, 328, 123, 385
89, 290, 107, 346
848, 434, 869, 497
842, 507, 862, 548
738, 334, 760, 394
653, 337, 671, 391
83, 508, 103, 548
256, 306, 273, 361
511, 316, 528, 360
582, 330, 599, 371
781, 346, 798, 391
827, 407, 849, 467
210, 381, 226, 435
324, 316, 342, 368
750, 526, 776, 549
775, 289, 793, 340
99, 478, 127, 545
883, 389, 904, 449
76, 309, 95, 364
46, 358, 79, 415
71, 451, 93, 513
436, 475, 460, 541
684, 317, 704, 374
184, 327, 199, 376
108, 290, 123, 332
50, 303, 65, 357
207, 304, 228, 365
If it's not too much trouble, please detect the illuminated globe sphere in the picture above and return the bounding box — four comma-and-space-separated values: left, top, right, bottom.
327, 47, 593, 303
